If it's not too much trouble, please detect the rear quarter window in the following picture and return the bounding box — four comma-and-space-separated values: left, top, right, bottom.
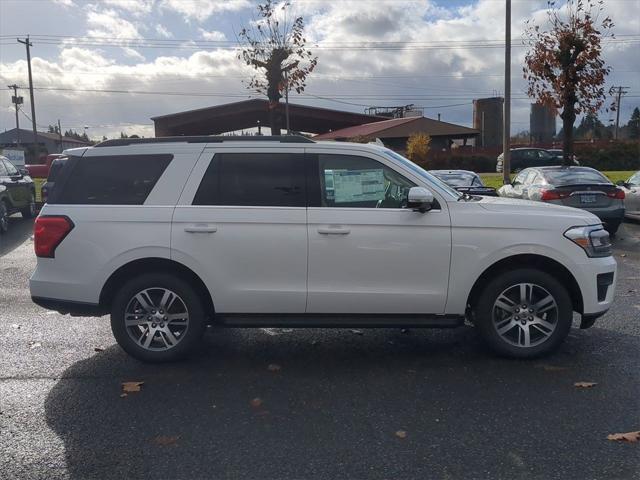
50, 154, 173, 205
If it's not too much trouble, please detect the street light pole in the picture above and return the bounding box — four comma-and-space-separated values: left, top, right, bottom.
502, 0, 511, 185
284, 69, 290, 135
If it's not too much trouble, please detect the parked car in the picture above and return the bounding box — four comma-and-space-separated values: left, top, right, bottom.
428, 170, 497, 196
617, 171, 640, 221
546, 149, 580, 165
25, 153, 66, 207
30, 136, 616, 362
497, 166, 625, 234
41, 157, 68, 204
496, 148, 578, 173
0, 155, 36, 234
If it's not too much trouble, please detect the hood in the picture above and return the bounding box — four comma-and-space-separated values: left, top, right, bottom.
476, 195, 600, 225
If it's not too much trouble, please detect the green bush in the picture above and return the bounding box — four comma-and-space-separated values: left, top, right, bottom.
574, 142, 640, 170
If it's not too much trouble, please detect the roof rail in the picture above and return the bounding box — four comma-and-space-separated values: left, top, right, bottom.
94, 135, 315, 147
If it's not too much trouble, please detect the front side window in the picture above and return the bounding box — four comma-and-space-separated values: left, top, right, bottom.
3, 160, 18, 176
193, 153, 305, 207
627, 172, 640, 186
315, 154, 415, 208
0, 160, 7, 177
513, 170, 529, 185
51, 154, 172, 205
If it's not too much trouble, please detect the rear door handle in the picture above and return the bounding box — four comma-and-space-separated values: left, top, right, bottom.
184, 225, 217, 233
317, 227, 351, 235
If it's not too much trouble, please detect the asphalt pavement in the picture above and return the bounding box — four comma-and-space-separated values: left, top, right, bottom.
1, 217, 639, 479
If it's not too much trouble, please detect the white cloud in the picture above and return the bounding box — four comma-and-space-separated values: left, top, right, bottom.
86, 8, 142, 39
51, 0, 74, 6
102, 0, 154, 16
198, 29, 227, 41
161, 0, 251, 22
155, 24, 173, 38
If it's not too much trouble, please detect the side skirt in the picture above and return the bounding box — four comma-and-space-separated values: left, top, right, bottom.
214, 313, 464, 329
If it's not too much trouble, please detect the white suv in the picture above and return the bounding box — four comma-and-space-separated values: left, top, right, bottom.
30, 136, 617, 362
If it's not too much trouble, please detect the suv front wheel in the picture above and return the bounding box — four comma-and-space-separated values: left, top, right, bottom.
474, 268, 573, 358
110, 273, 207, 362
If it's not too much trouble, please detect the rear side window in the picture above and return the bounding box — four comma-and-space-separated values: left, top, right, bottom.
193, 153, 305, 207
51, 154, 172, 205
47, 159, 67, 181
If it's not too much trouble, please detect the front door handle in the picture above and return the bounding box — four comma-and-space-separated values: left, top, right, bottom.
184, 225, 217, 233
317, 226, 351, 235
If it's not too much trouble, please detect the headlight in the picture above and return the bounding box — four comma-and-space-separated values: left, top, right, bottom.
564, 225, 612, 258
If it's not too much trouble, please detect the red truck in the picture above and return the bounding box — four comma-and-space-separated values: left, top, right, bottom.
24, 154, 66, 206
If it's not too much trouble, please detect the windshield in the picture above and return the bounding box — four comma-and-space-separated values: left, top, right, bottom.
544, 168, 610, 185
628, 172, 640, 186
432, 172, 478, 187
379, 149, 462, 199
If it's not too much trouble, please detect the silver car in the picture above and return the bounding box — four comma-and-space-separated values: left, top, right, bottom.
498, 166, 626, 234
618, 171, 640, 221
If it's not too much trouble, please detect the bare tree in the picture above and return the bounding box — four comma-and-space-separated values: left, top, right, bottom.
238, 0, 317, 135
523, 0, 614, 165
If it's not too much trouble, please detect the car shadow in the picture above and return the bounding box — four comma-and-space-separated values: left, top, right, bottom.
44, 326, 640, 479
0, 216, 33, 256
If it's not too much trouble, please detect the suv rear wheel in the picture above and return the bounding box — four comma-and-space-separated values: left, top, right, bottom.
0, 201, 9, 233
110, 273, 207, 362
20, 192, 36, 219
474, 268, 573, 358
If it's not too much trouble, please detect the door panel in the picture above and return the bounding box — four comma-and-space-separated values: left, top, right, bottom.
172, 150, 308, 313
305, 152, 451, 314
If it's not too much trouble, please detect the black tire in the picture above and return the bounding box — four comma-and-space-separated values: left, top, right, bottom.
20, 192, 36, 219
110, 273, 207, 362
473, 268, 573, 358
604, 222, 620, 236
0, 201, 9, 234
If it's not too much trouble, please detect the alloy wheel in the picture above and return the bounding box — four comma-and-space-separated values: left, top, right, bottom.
124, 288, 189, 351
491, 282, 559, 348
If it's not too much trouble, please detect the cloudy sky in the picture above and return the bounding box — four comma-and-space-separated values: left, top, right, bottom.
0, 0, 638, 140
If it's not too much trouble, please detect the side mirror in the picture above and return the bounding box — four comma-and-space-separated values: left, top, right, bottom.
615, 180, 627, 187
18, 168, 28, 176
407, 186, 434, 213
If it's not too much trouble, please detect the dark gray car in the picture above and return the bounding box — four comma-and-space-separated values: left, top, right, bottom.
497, 166, 625, 234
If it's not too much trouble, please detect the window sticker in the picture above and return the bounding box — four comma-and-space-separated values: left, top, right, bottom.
328, 169, 386, 203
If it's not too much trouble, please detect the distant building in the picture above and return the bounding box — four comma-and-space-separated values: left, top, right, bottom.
473, 97, 504, 147
313, 116, 478, 152
530, 103, 556, 143
0, 128, 90, 154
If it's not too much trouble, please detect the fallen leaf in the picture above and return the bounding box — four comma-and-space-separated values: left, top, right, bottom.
607, 431, 640, 443
120, 393, 128, 398
267, 363, 281, 372
94, 347, 104, 352
395, 430, 407, 439
311, 340, 318, 346
401, 328, 410, 334
152, 435, 179, 446
122, 381, 144, 393
350, 329, 363, 335
539, 364, 568, 372
619, 254, 626, 257
250, 398, 262, 408
29, 342, 41, 349
574, 381, 597, 388
10, 324, 21, 329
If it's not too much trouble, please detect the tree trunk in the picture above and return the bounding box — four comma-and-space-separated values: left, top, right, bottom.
269, 105, 281, 136
560, 104, 575, 167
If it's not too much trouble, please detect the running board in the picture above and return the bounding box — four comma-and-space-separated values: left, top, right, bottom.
214, 314, 464, 329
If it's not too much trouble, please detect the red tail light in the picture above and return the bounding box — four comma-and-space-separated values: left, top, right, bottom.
34, 216, 74, 258
606, 189, 625, 200
541, 189, 570, 201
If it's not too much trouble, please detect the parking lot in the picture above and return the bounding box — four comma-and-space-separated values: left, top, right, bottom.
1, 217, 639, 479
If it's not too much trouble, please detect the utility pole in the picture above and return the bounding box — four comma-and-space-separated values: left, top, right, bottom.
609, 86, 629, 140
57, 119, 63, 153
8, 84, 22, 146
17, 36, 38, 156
502, 0, 511, 185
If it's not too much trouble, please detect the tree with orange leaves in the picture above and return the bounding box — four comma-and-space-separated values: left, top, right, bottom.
523, 0, 614, 165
